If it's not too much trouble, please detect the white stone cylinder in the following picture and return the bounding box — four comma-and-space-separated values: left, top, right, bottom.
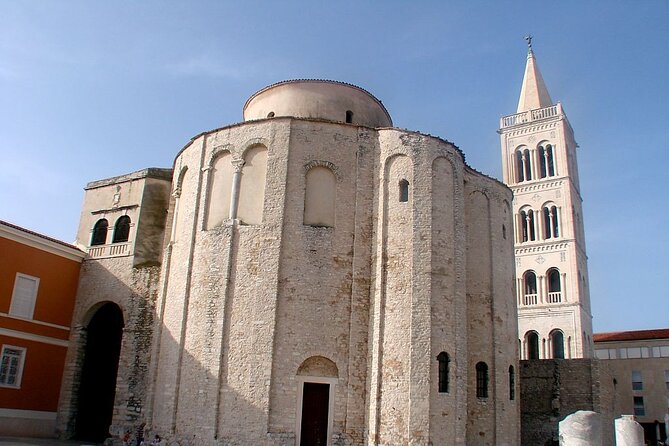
558, 410, 602, 446
614, 415, 644, 446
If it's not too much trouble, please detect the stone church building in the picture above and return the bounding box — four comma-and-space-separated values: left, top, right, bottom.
55, 78, 521, 446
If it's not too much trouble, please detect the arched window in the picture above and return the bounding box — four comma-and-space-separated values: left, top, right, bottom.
91, 219, 108, 246
437, 352, 449, 393
543, 205, 559, 239
112, 216, 131, 243
520, 209, 536, 242
345, 110, 353, 123
545, 144, 555, 177
523, 148, 532, 181
509, 365, 515, 400
304, 166, 336, 227
551, 330, 565, 359
267, 111, 275, 118
547, 268, 561, 303
538, 146, 547, 178
516, 151, 524, 182
399, 179, 409, 203
526, 331, 540, 359
523, 271, 537, 305
476, 362, 488, 398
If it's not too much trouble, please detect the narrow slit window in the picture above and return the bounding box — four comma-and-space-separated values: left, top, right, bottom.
345, 110, 353, 123
399, 179, 409, 202
509, 365, 515, 400
476, 362, 489, 398
437, 352, 449, 393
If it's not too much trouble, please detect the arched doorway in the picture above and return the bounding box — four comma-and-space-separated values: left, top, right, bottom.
75, 302, 124, 442
296, 356, 338, 446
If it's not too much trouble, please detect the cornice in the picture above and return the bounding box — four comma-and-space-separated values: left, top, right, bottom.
0, 221, 85, 262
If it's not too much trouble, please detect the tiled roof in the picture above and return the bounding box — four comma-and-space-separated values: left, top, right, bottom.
594, 329, 669, 343
0, 219, 81, 252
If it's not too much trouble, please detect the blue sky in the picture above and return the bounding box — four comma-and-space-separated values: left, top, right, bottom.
1, 2, 667, 333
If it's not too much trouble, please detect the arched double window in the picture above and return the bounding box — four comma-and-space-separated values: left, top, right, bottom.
91, 219, 108, 246
538, 143, 556, 178
515, 148, 533, 182
551, 330, 565, 359
437, 352, 450, 393
112, 216, 131, 243
520, 209, 536, 242
547, 268, 562, 303
526, 331, 540, 359
523, 271, 538, 305
543, 205, 559, 239
476, 362, 489, 398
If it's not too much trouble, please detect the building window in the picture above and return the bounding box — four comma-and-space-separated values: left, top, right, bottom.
476, 362, 488, 398
551, 330, 565, 359
0, 345, 26, 388
526, 331, 540, 359
520, 209, 536, 242
437, 352, 449, 393
633, 396, 645, 416
9, 273, 39, 319
523, 148, 532, 181
399, 179, 409, 203
523, 271, 538, 306
91, 218, 109, 246
303, 166, 336, 227
547, 268, 562, 303
538, 143, 556, 178
509, 365, 515, 400
267, 111, 275, 118
665, 370, 669, 390
345, 110, 353, 123
543, 205, 559, 239
112, 216, 131, 243
632, 370, 643, 391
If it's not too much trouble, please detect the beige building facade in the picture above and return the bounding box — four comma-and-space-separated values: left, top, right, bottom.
58, 80, 520, 445
499, 44, 593, 361
595, 329, 669, 444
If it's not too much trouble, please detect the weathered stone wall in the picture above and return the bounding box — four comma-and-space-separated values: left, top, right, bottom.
520, 359, 614, 446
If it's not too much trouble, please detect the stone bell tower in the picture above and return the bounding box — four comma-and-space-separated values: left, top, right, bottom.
499, 38, 593, 359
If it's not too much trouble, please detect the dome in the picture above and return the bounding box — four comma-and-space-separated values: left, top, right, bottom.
243, 79, 392, 127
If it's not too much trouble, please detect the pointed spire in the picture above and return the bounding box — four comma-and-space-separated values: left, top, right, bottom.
516, 36, 553, 113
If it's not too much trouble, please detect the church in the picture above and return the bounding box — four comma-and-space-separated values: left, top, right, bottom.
37, 42, 593, 446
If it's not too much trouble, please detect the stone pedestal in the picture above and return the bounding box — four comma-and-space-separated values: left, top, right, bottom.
614, 415, 644, 446
558, 410, 601, 446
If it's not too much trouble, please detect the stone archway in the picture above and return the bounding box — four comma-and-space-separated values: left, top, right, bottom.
75, 302, 124, 442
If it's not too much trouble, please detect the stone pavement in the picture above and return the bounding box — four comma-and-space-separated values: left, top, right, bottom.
0, 438, 98, 446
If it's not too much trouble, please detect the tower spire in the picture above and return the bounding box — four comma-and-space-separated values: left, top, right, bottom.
516, 36, 553, 113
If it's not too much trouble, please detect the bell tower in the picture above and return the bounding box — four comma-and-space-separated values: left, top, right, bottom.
499, 37, 593, 359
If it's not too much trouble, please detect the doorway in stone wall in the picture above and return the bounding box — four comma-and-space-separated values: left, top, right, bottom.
300, 382, 330, 445
295, 356, 338, 446
75, 302, 124, 442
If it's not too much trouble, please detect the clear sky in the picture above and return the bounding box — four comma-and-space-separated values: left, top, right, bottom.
1, 2, 667, 333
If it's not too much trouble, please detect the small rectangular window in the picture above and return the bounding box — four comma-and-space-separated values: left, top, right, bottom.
631, 370, 643, 391
627, 347, 642, 359
661, 346, 669, 357
0, 345, 26, 388
9, 273, 39, 319
633, 396, 645, 416
595, 349, 608, 359
665, 370, 669, 391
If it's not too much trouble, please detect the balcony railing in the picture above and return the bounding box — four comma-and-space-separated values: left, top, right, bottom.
88, 242, 131, 259
523, 294, 538, 306
547, 292, 562, 303
501, 104, 560, 128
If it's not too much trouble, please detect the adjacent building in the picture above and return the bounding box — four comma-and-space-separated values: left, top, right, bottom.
0, 220, 85, 437
595, 329, 669, 444
499, 41, 594, 360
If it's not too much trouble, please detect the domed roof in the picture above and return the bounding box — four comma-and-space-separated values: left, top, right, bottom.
243, 79, 392, 128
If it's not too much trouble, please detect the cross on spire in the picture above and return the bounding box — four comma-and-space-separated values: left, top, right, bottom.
525, 35, 533, 54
